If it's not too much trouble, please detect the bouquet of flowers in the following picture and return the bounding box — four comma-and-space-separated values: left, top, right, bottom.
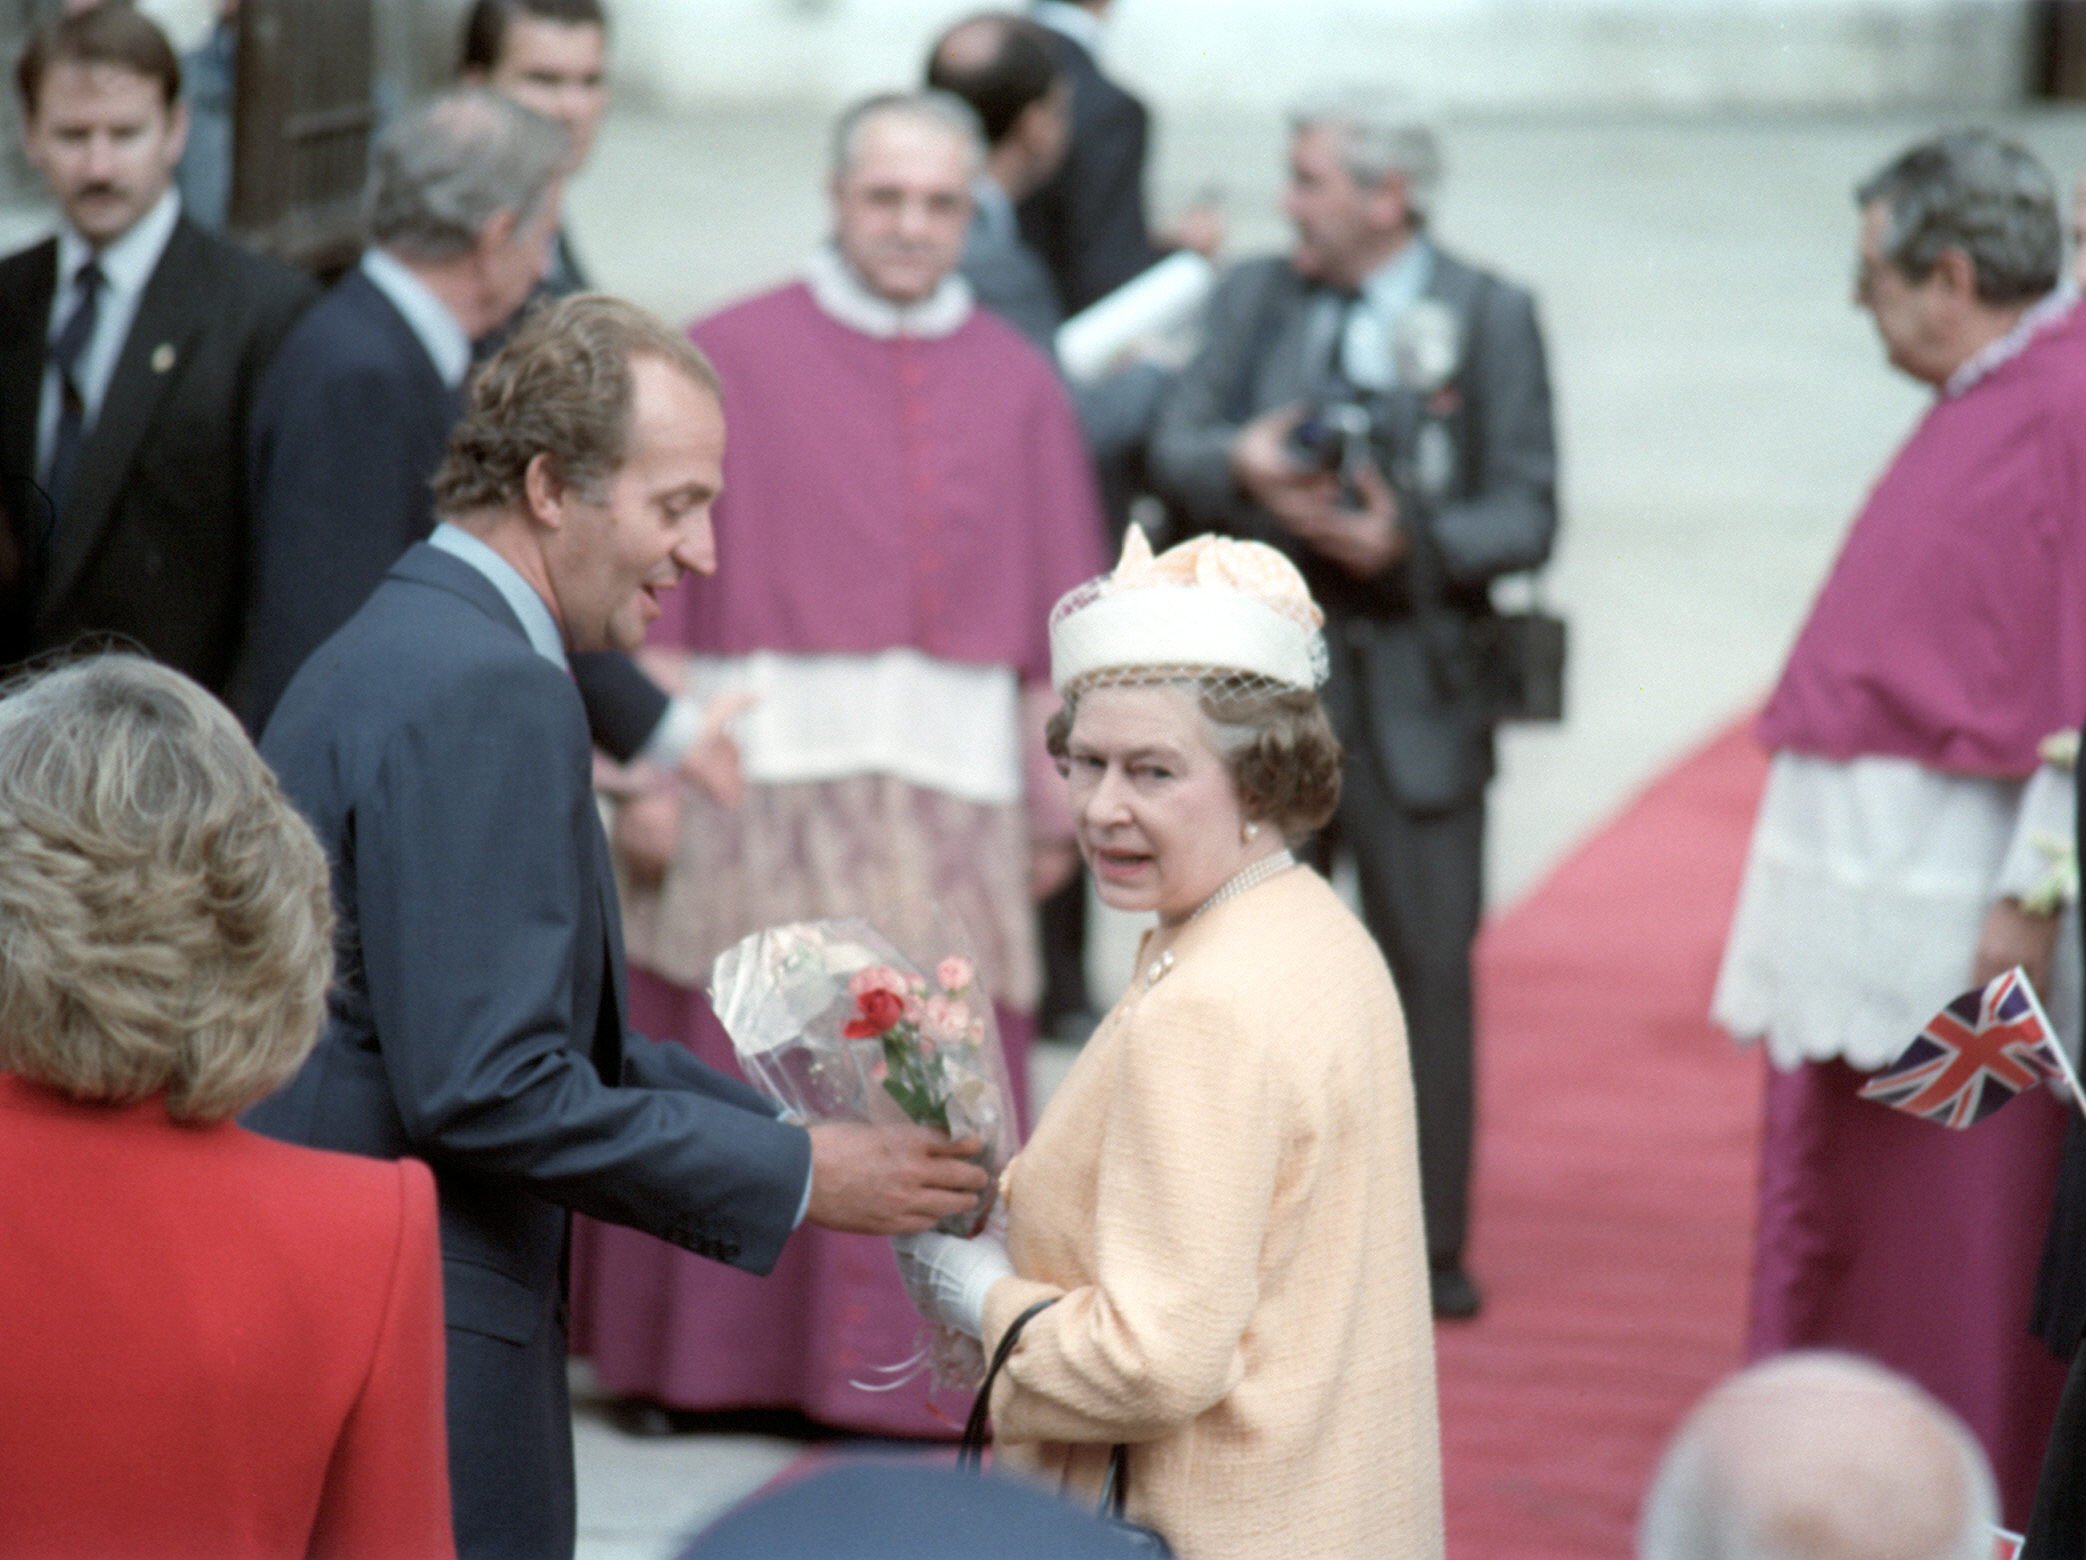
709, 917, 1017, 1239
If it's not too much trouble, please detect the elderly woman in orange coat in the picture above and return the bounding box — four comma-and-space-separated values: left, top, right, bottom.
0, 656, 453, 1560
893, 533, 1445, 1560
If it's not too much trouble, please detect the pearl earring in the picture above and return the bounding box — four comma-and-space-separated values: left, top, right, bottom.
1243, 821, 1260, 842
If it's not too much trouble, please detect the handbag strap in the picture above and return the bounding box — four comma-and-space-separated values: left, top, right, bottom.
959, 1296, 1138, 1527
957, 1297, 1057, 1472
1098, 1442, 1131, 1518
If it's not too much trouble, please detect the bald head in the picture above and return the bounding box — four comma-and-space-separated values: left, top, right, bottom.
926, 12, 1062, 154
1639, 1354, 1997, 1560
933, 14, 1006, 75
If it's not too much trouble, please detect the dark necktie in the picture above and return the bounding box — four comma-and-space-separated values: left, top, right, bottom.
1321, 287, 1363, 397
44, 258, 105, 531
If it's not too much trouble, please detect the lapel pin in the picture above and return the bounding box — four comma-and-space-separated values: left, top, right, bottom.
150, 343, 176, 374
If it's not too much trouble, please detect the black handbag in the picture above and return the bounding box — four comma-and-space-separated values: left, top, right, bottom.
1473, 576, 1567, 724
959, 1298, 1175, 1557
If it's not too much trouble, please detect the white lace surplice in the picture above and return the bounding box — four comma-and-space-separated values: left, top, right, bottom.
616, 649, 1040, 1011
1713, 752, 2079, 1070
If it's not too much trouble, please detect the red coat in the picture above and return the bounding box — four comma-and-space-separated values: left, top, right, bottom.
0, 1072, 453, 1559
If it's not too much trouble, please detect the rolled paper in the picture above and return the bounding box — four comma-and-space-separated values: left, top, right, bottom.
1055, 251, 1217, 384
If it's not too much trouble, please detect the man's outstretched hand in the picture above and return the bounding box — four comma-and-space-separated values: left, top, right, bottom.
804, 1122, 991, 1235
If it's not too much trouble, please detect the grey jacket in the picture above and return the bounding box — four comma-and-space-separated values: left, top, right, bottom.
1149, 247, 1558, 810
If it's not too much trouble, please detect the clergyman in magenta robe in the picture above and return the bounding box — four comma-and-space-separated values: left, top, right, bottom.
569, 92, 1107, 1437
1712, 132, 2085, 1526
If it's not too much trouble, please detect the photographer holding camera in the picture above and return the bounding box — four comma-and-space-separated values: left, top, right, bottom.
1149, 88, 1559, 1319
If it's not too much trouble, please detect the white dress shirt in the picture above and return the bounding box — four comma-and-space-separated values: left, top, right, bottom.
1308, 236, 1437, 394
37, 188, 182, 479
358, 247, 473, 390
427, 522, 566, 670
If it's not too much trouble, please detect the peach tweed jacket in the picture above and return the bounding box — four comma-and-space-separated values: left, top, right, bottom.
983, 867, 1444, 1559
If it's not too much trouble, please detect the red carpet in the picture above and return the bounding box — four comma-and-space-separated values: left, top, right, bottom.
1439, 720, 1770, 1558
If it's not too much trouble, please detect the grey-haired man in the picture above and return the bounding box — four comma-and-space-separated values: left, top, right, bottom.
1149, 94, 1559, 1319
238, 87, 678, 769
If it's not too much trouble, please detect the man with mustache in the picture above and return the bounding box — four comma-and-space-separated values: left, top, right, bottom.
247, 295, 987, 1559
572, 90, 1106, 1439
0, 5, 314, 692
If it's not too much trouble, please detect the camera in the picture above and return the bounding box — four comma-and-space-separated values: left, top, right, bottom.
1286, 398, 1380, 506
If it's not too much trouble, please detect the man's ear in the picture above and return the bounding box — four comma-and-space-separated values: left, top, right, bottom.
478, 206, 520, 265
1012, 99, 1050, 158
163, 98, 190, 165
18, 106, 45, 171
1930, 245, 1979, 301
1367, 170, 1413, 233
522, 452, 569, 530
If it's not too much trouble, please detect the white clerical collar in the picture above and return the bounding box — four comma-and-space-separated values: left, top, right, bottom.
1033, 1, 1106, 55
361, 248, 474, 390
1943, 284, 2078, 400
56, 186, 179, 302
427, 522, 569, 671
803, 244, 973, 340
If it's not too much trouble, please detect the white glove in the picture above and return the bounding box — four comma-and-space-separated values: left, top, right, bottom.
889, 1230, 1013, 1338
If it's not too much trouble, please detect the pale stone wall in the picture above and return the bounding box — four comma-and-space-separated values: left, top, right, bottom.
589, 0, 2034, 114
104, 1, 2043, 115
135, 0, 214, 49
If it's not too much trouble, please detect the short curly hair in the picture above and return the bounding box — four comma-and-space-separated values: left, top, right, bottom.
0, 656, 334, 1123
1046, 682, 1343, 839
433, 292, 720, 518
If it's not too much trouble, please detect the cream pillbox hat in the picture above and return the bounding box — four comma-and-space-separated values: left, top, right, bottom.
1047, 529, 1330, 697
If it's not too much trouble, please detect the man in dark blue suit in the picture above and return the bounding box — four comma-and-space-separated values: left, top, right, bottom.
239, 87, 675, 767
248, 295, 987, 1560
928, 12, 1165, 468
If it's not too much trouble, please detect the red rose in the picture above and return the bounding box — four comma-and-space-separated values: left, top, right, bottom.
844, 987, 906, 1038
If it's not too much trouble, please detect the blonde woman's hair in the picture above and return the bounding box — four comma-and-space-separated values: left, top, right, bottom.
0, 656, 334, 1122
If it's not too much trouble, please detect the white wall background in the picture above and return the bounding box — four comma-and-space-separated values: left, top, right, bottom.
130, 1, 2038, 115
565, 1, 2030, 114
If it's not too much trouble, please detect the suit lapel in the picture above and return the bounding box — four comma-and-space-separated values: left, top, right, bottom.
37, 220, 212, 622
1257, 268, 1323, 414
0, 243, 57, 570
393, 543, 628, 1073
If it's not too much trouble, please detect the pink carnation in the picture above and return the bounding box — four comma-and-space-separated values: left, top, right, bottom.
848, 964, 909, 1003
937, 956, 975, 993
923, 995, 972, 1048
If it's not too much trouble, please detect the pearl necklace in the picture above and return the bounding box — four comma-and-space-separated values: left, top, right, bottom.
1144, 849, 1298, 989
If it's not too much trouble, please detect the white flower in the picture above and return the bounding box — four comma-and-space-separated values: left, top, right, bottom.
1395, 299, 1461, 393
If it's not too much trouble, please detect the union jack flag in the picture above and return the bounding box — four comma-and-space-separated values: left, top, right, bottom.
1858, 968, 2067, 1130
